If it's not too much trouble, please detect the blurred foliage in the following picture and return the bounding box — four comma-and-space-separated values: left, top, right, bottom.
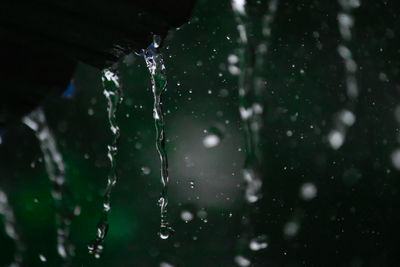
1, 0, 400, 266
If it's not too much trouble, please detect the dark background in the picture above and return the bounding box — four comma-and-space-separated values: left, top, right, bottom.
1, 0, 400, 266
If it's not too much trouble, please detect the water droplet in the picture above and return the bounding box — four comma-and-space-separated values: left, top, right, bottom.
234, 255, 251, 267
39, 254, 47, 262
300, 183, 317, 200
141, 166, 151, 175
189, 181, 195, 189
232, 0, 246, 15
197, 210, 208, 219
252, 103, 263, 114
74, 206, 81, 216
103, 203, 111, 212
338, 45, 352, 59
338, 109, 356, 126
180, 210, 194, 222
338, 13, 354, 28
159, 226, 172, 240
328, 130, 345, 149
249, 235, 269, 251
57, 244, 67, 258
203, 134, 220, 148
228, 54, 239, 64
228, 65, 241, 75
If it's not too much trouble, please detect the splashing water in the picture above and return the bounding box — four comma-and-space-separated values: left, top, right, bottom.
88, 68, 123, 257
23, 108, 75, 262
0, 189, 24, 266
143, 36, 174, 239
328, 0, 360, 150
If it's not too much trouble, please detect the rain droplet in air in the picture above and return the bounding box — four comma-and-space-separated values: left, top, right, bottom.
300, 183, 318, 201
141, 166, 151, 175
39, 254, 47, 262
328, 130, 345, 150
180, 210, 194, 222
203, 134, 220, 148
234, 255, 251, 267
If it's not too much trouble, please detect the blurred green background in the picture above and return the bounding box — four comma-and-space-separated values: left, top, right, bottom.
1, 0, 400, 266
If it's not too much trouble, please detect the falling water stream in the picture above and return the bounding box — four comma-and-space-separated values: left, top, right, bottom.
231, 0, 277, 204
231, 0, 278, 265
0, 189, 24, 266
88, 38, 172, 256
88, 68, 123, 258
143, 36, 174, 239
328, 0, 360, 149
22, 108, 75, 263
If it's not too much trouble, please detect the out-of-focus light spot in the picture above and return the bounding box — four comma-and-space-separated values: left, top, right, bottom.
249, 235, 268, 251
234, 255, 251, 267
180, 210, 194, 222
39, 254, 47, 262
328, 130, 344, 149
300, 183, 317, 201
283, 221, 300, 237
203, 134, 220, 148
339, 109, 356, 126
141, 166, 151, 175
232, 0, 246, 14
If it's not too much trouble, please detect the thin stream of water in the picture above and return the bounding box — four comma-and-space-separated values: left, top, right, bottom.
22, 108, 75, 262
143, 36, 174, 240
88, 68, 123, 258
0, 189, 24, 266
328, 0, 360, 150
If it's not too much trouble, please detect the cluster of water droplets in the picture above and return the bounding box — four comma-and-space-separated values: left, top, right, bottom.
0, 189, 24, 266
23, 108, 75, 263
88, 68, 123, 258
328, 0, 360, 150
143, 36, 174, 239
